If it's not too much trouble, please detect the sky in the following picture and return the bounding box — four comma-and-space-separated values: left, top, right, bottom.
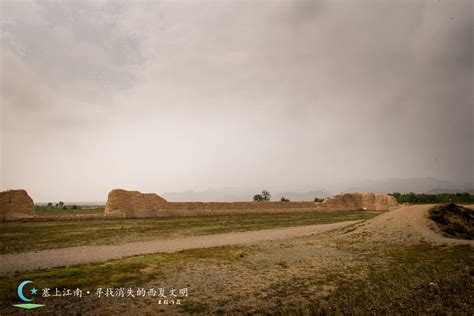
0, 0, 472, 202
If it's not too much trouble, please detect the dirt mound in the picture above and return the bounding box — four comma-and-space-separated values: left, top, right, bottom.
316, 192, 398, 211
340, 204, 474, 246
104, 189, 168, 218
0, 189, 36, 221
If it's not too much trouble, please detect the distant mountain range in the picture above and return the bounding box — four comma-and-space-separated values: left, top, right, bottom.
161, 188, 330, 202
344, 177, 473, 195
34, 177, 473, 204
161, 178, 473, 202
425, 188, 474, 195
266, 190, 330, 202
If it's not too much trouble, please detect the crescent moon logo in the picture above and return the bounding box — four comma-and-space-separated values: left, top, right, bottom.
17, 280, 34, 302
13, 280, 45, 310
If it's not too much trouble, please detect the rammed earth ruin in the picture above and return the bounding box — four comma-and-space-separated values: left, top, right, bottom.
0, 188, 398, 220
0, 189, 36, 221
104, 189, 398, 218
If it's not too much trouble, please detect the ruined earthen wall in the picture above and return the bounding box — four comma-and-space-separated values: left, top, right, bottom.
315, 192, 398, 211
104, 189, 398, 218
0, 189, 36, 221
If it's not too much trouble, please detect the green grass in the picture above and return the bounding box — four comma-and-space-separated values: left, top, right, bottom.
0, 211, 380, 254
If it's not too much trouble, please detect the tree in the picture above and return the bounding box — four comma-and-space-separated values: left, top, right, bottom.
261, 190, 271, 201
253, 190, 271, 202
314, 197, 324, 203
47, 202, 53, 209
280, 196, 290, 202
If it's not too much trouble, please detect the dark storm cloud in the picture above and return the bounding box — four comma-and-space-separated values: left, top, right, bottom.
0, 0, 472, 201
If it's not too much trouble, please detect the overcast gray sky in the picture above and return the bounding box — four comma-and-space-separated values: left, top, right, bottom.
1, 0, 472, 202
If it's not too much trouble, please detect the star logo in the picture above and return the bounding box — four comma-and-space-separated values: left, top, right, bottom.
31, 288, 38, 295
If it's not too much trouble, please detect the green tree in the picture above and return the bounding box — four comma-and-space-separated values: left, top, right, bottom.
262, 190, 271, 201
253, 194, 264, 202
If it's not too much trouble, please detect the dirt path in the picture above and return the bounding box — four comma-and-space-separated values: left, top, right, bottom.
0, 221, 360, 274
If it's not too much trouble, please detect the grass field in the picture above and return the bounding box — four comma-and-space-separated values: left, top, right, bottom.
0, 234, 472, 314
1, 208, 472, 314
35, 208, 104, 217
0, 211, 380, 254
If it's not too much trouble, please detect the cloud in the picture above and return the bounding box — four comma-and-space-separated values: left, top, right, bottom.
0, 0, 472, 201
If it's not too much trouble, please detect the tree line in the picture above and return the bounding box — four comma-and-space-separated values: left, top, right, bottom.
36, 201, 80, 210
389, 192, 474, 204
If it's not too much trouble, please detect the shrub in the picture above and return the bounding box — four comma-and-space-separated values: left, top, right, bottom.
429, 203, 473, 239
